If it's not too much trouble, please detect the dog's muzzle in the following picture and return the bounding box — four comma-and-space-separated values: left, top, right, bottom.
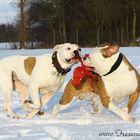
73, 50, 79, 57
66, 50, 80, 64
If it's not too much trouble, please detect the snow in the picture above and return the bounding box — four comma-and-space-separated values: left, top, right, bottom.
0, 46, 140, 140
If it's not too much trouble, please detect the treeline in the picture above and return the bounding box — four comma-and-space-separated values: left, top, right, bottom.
1, 0, 140, 48
26, 0, 140, 47
0, 24, 18, 42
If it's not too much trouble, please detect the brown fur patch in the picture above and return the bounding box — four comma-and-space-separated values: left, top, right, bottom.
92, 78, 110, 108
60, 77, 110, 108
123, 56, 140, 112
24, 57, 36, 75
123, 56, 140, 92
127, 91, 139, 113
101, 43, 119, 58
59, 78, 91, 105
123, 56, 133, 71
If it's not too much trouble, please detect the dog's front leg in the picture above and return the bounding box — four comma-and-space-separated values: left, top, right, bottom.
51, 94, 76, 118
28, 84, 41, 109
52, 103, 73, 118
24, 92, 54, 119
108, 101, 135, 122
124, 91, 139, 113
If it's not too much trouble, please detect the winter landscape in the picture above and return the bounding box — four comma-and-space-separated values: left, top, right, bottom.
0, 46, 140, 140
0, 0, 140, 139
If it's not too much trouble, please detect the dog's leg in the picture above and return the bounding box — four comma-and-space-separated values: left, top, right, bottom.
3, 84, 19, 118
3, 89, 12, 114
51, 93, 76, 118
108, 101, 135, 122
124, 91, 139, 113
14, 80, 31, 111
27, 84, 41, 109
15, 80, 29, 104
24, 92, 54, 118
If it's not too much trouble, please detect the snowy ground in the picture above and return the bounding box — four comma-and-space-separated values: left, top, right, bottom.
0, 47, 140, 140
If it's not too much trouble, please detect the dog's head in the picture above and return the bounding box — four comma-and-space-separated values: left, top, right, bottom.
54, 43, 81, 68
83, 43, 119, 75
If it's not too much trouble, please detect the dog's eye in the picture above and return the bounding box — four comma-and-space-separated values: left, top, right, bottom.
67, 47, 71, 50
77, 48, 81, 51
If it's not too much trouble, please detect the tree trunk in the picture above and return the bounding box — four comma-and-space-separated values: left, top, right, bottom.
53, 29, 56, 46
61, 0, 67, 43
132, 0, 136, 46
126, 4, 129, 45
109, 27, 112, 41
97, 27, 100, 45
121, 24, 124, 45
62, 23, 67, 43
116, 25, 120, 42
76, 28, 79, 44
59, 23, 63, 43
19, 0, 25, 49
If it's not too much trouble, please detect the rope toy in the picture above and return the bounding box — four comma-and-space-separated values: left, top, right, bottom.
71, 54, 99, 91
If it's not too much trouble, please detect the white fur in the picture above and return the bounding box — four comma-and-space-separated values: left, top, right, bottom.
52, 97, 77, 118
0, 43, 80, 118
84, 47, 138, 122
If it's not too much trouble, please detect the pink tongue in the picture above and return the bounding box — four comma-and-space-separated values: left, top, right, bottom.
71, 59, 79, 63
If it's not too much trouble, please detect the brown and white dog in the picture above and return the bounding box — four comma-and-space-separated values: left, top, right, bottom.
53, 43, 140, 122
0, 43, 81, 118
55, 77, 103, 114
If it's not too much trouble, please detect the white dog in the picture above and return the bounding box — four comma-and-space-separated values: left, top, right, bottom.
83, 43, 140, 122
0, 43, 81, 118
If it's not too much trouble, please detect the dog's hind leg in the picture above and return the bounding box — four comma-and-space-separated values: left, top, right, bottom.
51, 92, 76, 118
3, 87, 12, 113
108, 101, 135, 122
124, 91, 139, 113
14, 79, 31, 111
2, 79, 19, 118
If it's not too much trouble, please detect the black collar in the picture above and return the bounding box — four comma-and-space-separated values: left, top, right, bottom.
103, 53, 123, 76
52, 52, 71, 76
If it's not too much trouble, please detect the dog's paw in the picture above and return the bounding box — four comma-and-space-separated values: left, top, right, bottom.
23, 100, 33, 111
123, 115, 135, 123
6, 112, 20, 119
24, 100, 32, 105
128, 117, 135, 123
38, 111, 47, 119
93, 105, 99, 113
3, 108, 20, 119
36, 111, 45, 116
122, 107, 128, 113
24, 109, 41, 119
23, 100, 32, 106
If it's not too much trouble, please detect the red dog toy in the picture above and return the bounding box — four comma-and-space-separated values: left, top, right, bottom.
71, 54, 99, 91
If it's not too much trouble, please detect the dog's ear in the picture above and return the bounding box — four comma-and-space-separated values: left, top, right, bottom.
101, 44, 119, 57
54, 44, 61, 52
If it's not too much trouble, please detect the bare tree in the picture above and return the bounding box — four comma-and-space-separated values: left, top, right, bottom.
19, 0, 26, 49
131, 0, 136, 45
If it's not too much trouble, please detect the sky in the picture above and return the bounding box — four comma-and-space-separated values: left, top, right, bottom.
0, 0, 17, 24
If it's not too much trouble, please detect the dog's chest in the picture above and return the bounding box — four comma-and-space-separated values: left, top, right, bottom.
38, 70, 65, 91
102, 61, 138, 99
40, 76, 64, 93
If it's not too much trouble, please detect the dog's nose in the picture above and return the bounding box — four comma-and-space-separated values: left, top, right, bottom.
73, 50, 79, 56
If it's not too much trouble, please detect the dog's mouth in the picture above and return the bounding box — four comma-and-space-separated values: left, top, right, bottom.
85, 66, 95, 71
66, 55, 80, 64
